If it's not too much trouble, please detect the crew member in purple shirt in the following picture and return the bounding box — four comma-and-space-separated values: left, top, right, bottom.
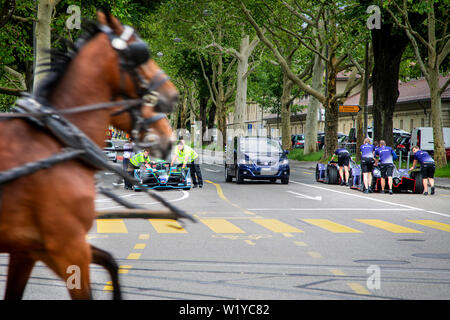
410, 146, 435, 195
360, 138, 375, 193
331, 147, 350, 186
375, 140, 398, 195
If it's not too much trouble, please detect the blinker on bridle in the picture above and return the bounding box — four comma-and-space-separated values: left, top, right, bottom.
98, 24, 170, 147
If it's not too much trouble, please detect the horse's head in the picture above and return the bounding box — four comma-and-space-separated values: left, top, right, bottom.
96, 11, 177, 158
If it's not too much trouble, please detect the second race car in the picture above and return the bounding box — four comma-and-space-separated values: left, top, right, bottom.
133, 161, 192, 191
347, 161, 424, 194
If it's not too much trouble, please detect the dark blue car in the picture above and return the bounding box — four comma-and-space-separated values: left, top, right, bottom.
225, 136, 290, 184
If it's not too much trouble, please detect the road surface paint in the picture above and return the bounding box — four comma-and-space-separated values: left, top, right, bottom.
149, 219, 187, 233
200, 218, 245, 233
303, 219, 362, 233
96, 219, 128, 233
355, 219, 423, 233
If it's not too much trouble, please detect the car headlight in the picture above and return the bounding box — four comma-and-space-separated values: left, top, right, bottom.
239, 159, 253, 165
280, 159, 289, 165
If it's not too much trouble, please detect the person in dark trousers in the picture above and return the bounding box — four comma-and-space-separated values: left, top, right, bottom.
375, 140, 398, 195
122, 138, 135, 190
171, 139, 203, 188
410, 146, 436, 195
360, 138, 375, 193
331, 147, 351, 186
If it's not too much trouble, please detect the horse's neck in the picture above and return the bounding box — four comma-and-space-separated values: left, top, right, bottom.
49, 50, 114, 147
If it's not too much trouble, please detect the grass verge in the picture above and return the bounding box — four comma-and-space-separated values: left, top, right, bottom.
288, 148, 324, 162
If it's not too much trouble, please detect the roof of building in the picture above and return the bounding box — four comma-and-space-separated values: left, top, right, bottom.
344, 75, 450, 106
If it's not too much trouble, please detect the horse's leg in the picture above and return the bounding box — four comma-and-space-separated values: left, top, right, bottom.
41, 239, 92, 300
91, 245, 122, 300
4, 253, 35, 300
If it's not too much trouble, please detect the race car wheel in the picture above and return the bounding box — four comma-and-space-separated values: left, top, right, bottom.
326, 165, 339, 184
413, 171, 424, 194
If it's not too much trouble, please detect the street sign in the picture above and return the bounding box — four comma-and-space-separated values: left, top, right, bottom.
339, 105, 361, 113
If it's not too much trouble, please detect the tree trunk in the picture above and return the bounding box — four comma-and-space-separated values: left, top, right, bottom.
233, 35, 249, 131
304, 51, 324, 155
280, 73, 293, 150
323, 56, 338, 160
33, 0, 60, 92
371, 23, 408, 147
429, 68, 447, 167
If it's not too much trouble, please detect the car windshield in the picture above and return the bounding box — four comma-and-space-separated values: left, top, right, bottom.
240, 138, 282, 154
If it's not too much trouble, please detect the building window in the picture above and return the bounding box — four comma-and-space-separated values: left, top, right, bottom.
400, 119, 403, 130
421, 118, 425, 127
410, 119, 413, 131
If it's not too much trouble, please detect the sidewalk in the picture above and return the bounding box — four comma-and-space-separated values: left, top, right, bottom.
289, 159, 450, 190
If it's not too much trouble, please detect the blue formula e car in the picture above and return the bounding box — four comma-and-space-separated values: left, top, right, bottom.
347, 162, 424, 194
133, 162, 192, 191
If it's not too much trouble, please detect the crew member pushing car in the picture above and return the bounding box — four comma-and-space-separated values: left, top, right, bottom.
171, 139, 203, 188
360, 138, 375, 194
375, 140, 398, 195
410, 146, 435, 195
331, 147, 350, 186
127, 149, 151, 189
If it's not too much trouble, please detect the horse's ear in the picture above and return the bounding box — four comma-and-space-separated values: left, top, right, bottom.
96, 10, 123, 35
96, 11, 107, 25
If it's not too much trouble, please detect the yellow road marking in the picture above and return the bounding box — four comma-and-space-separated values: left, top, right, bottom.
103, 281, 113, 291
251, 219, 304, 233
347, 282, 371, 295
134, 243, 146, 250
200, 218, 245, 233
205, 180, 255, 215
303, 219, 362, 233
283, 232, 294, 238
307, 251, 322, 258
126, 253, 141, 260
119, 265, 132, 274
149, 219, 187, 233
330, 269, 346, 276
355, 219, 423, 233
303, 172, 313, 175
407, 220, 450, 232
139, 234, 150, 239
96, 219, 128, 233
294, 241, 308, 247
245, 240, 256, 246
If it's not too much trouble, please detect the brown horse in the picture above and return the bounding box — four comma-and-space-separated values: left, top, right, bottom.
0, 11, 178, 299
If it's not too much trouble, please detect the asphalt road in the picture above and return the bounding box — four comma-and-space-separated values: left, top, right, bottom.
1, 157, 450, 301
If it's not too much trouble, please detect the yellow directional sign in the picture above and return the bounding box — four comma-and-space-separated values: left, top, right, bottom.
339, 105, 361, 113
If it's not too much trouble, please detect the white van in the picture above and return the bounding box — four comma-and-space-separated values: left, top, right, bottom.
410, 127, 450, 152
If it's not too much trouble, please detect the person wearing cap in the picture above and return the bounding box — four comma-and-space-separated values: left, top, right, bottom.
360, 137, 375, 193
375, 140, 398, 195
171, 139, 203, 188
410, 146, 435, 195
331, 147, 351, 186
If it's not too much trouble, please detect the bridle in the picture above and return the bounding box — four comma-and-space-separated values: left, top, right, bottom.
90, 23, 172, 147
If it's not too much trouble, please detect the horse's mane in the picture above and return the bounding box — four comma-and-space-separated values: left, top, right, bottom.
34, 19, 101, 104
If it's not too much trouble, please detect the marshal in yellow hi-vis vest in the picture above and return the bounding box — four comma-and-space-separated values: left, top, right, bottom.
130, 151, 151, 167
175, 145, 198, 164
